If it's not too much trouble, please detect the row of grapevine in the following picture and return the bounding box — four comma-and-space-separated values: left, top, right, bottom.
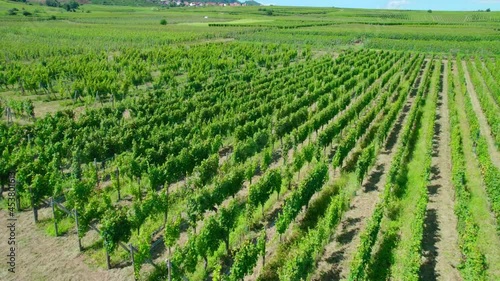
207, 52, 410, 281
354, 54, 425, 182
317, 53, 405, 149
278, 193, 347, 280
457, 57, 500, 232
275, 162, 328, 235
448, 60, 487, 280
483, 57, 500, 105
276, 63, 423, 281
248, 51, 420, 279
475, 57, 500, 107
465, 59, 500, 148
348, 57, 433, 280
153, 50, 401, 279
399, 59, 440, 280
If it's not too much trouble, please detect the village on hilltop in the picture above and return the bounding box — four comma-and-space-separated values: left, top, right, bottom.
160, 1, 252, 7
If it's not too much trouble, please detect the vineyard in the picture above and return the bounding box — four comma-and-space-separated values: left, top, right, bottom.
0, 1, 500, 281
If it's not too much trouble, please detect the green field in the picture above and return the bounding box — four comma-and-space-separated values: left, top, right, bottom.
0, 1, 499, 281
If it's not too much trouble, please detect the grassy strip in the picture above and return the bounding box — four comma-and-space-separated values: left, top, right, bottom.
278, 181, 350, 281
354, 54, 424, 182
347, 57, 433, 281
447, 59, 487, 280
465, 58, 500, 148
454, 58, 500, 281
396, 58, 440, 281
475, 57, 500, 107
458, 56, 500, 232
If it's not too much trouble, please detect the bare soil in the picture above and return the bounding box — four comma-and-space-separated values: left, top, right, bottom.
0, 207, 133, 281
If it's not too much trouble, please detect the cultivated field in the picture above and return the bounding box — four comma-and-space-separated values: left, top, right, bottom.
0, 1, 499, 281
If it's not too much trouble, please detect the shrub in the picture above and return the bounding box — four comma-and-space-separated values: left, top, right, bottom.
23, 11, 32, 16
63, 0, 79, 12
160, 19, 167, 25
46, 0, 60, 7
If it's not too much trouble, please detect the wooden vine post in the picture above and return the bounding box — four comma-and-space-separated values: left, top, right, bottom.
105, 247, 111, 270
115, 168, 121, 201
74, 209, 83, 251
51, 197, 58, 237
94, 158, 99, 187
30, 187, 38, 223
129, 243, 137, 280
138, 178, 142, 202
15, 182, 20, 211
167, 257, 172, 281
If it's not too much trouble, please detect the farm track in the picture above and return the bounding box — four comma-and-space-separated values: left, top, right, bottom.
453, 61, 500, 280
461, 61, 500, 169
419, 61, 462, 281
309, 58, 427, 281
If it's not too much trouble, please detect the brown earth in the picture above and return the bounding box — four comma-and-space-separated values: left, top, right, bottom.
0, 206, 133, 281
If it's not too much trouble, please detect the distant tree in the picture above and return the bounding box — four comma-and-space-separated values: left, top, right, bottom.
427, 9, 432, 13
266, 10, 273, 16
46, 0, 60, 7
7, 8, 17, 16
160, 19, 167, 25
63, 1, 79, 12
486, 8, 491, 12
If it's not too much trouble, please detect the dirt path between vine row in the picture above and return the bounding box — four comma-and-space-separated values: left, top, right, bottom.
461, 61, 500, 169
309, 59, 428, 281
419, 61, 462, 281
453, 61, 500, 280
0, 207, 133, 281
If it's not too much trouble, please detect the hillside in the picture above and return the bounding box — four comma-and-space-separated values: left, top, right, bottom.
88, 0, 260, 7
0, 2, 499, 281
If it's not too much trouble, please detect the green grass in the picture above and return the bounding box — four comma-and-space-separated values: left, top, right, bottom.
43, 215, 75, 237
453, 66, 500, 280
390, 61, 438, 280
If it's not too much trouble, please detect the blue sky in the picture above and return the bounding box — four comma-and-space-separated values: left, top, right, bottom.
259, 0, 500, 11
